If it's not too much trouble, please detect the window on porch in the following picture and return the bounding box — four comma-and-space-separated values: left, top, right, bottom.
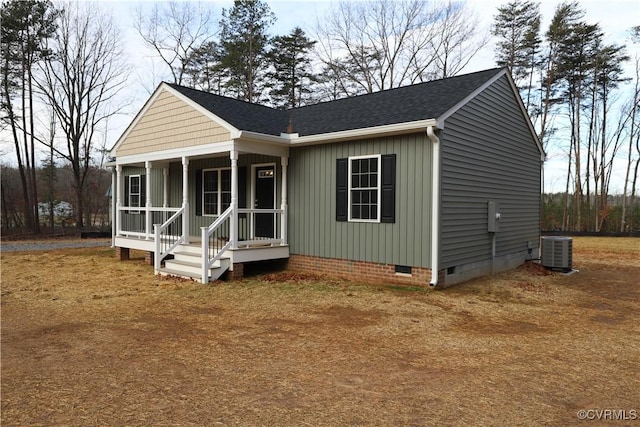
203, 168, 231, 216
124, 174, 145, 214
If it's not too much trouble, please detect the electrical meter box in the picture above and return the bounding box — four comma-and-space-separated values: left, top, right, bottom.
488, 201, 501, 232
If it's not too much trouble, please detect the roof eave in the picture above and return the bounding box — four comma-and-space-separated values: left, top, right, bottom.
290, 119, 439, 146
238, 130, 291, 145
436, 68, 507, 128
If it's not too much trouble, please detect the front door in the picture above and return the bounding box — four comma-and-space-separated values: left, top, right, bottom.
254, 165, 275, 238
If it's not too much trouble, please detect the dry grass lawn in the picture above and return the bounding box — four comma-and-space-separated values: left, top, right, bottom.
1, 237, 639, 426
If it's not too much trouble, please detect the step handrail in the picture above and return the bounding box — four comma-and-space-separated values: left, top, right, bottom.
154, 206, 185, 271
201, 205, 233, 284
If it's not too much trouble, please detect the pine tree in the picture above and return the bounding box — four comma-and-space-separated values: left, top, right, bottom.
266, 27, 317, 109
1, 0, 58, 233
492, 0, 541, 112
588, 42, 629, 231
218, 0, 275, 103
184, 41, 226, 94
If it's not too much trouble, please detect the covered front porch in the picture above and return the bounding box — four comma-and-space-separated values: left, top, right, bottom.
111, 140, 290, 283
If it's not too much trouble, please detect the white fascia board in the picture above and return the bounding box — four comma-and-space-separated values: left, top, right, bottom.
162, 84, 241, 138
109, 83, 241, 156
436, 69, 507, 128
436, 68, 545, 159
238, 130, 291, 146
114, 140, 235, 166
235, 135, 289, 158
290, 119, 438, 146
502, 72, 546, 160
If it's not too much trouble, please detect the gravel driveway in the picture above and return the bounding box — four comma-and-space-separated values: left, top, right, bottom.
1, 239, 111, 253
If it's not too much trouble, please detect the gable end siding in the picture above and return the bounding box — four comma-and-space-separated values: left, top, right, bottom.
288, 133, 432, 268
440, 75, 541, 268
116, 90, 231, 157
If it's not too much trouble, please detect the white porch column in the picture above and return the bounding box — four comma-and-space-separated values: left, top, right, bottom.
182, 156, 190, 244
115, 165, 122, 237
280, 156, 288, 245
162, 167, 169, 208
145, 161, 152, 239
230, 150, 239, 249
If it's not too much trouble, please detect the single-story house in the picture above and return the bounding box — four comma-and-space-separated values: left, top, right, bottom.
107, 67, 545, 287
38, 201, 74, 221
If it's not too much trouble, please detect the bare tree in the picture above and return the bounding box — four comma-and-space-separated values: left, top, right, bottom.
133, 1, 216, 86
315, 0, 485, 98
428, 1, 487, 79
621, 49, 640, 231
313, 1, 427, 95
37, 2, 128, 228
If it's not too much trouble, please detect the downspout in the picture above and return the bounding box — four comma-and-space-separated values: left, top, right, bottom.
426, 125, 440, 287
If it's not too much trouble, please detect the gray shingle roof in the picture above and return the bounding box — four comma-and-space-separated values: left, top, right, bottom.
168, 68, 505, 137
166, 84, 289, 136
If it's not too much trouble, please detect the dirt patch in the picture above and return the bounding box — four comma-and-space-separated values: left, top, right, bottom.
2, 238, 639, 426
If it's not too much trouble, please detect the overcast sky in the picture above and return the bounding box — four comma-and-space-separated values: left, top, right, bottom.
5, 0, 639, 193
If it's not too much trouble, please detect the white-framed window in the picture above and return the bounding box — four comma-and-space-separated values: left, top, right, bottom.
348, 154, 381, 222
128, 175, 141, 214
203, 168, 231, 216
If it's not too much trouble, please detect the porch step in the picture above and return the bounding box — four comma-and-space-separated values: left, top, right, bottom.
158, 242, 230, 282
159, 257, 230, 282
172, 244, 201, 255
173, 250, 203, 263
163, 257, 229, 276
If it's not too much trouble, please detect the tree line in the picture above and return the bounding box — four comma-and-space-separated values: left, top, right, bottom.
1, 0, 124, 234
134, 0, 484, 107
1, 163, 111, 232
492, 0, 639, 232
1, 0, 638, 234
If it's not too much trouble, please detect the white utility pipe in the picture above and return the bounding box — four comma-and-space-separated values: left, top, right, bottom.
427, 126, 440, 287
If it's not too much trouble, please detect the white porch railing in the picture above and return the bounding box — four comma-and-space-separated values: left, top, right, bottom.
117, 205, 286, 281
153, 207, 186, 271
201, 206, 233, 284
117, 206, 181, 239
199, 207, 287, 283
237, 208, 285, 247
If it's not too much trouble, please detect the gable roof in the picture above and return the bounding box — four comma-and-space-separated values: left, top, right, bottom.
290, 68, 505, 136
166, 83, 289, 136
112, 67, 543, 159
165, 68, 505, 138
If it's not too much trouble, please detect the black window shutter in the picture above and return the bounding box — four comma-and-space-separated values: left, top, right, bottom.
195, 169, 202, 216
124, 176, 130, 207
238, 166, 247, 209
336, 158, 348, 221
140, 175, 146, 208
381, 154, 396, 223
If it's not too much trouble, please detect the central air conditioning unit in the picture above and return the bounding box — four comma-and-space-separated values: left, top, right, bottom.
541, 236, 573, 272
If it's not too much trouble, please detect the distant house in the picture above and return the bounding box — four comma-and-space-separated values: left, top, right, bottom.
107, 67, 544, 287
38, 201, 74, 223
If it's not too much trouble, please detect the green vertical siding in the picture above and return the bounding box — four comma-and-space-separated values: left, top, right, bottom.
440, 75, 542, 268
188, 154, 282, 236
120, 166, 165, 232
288, 134, 432, 268
121, 166, 164, 206
118, 156, 283, 238
169, 161, 182, 207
